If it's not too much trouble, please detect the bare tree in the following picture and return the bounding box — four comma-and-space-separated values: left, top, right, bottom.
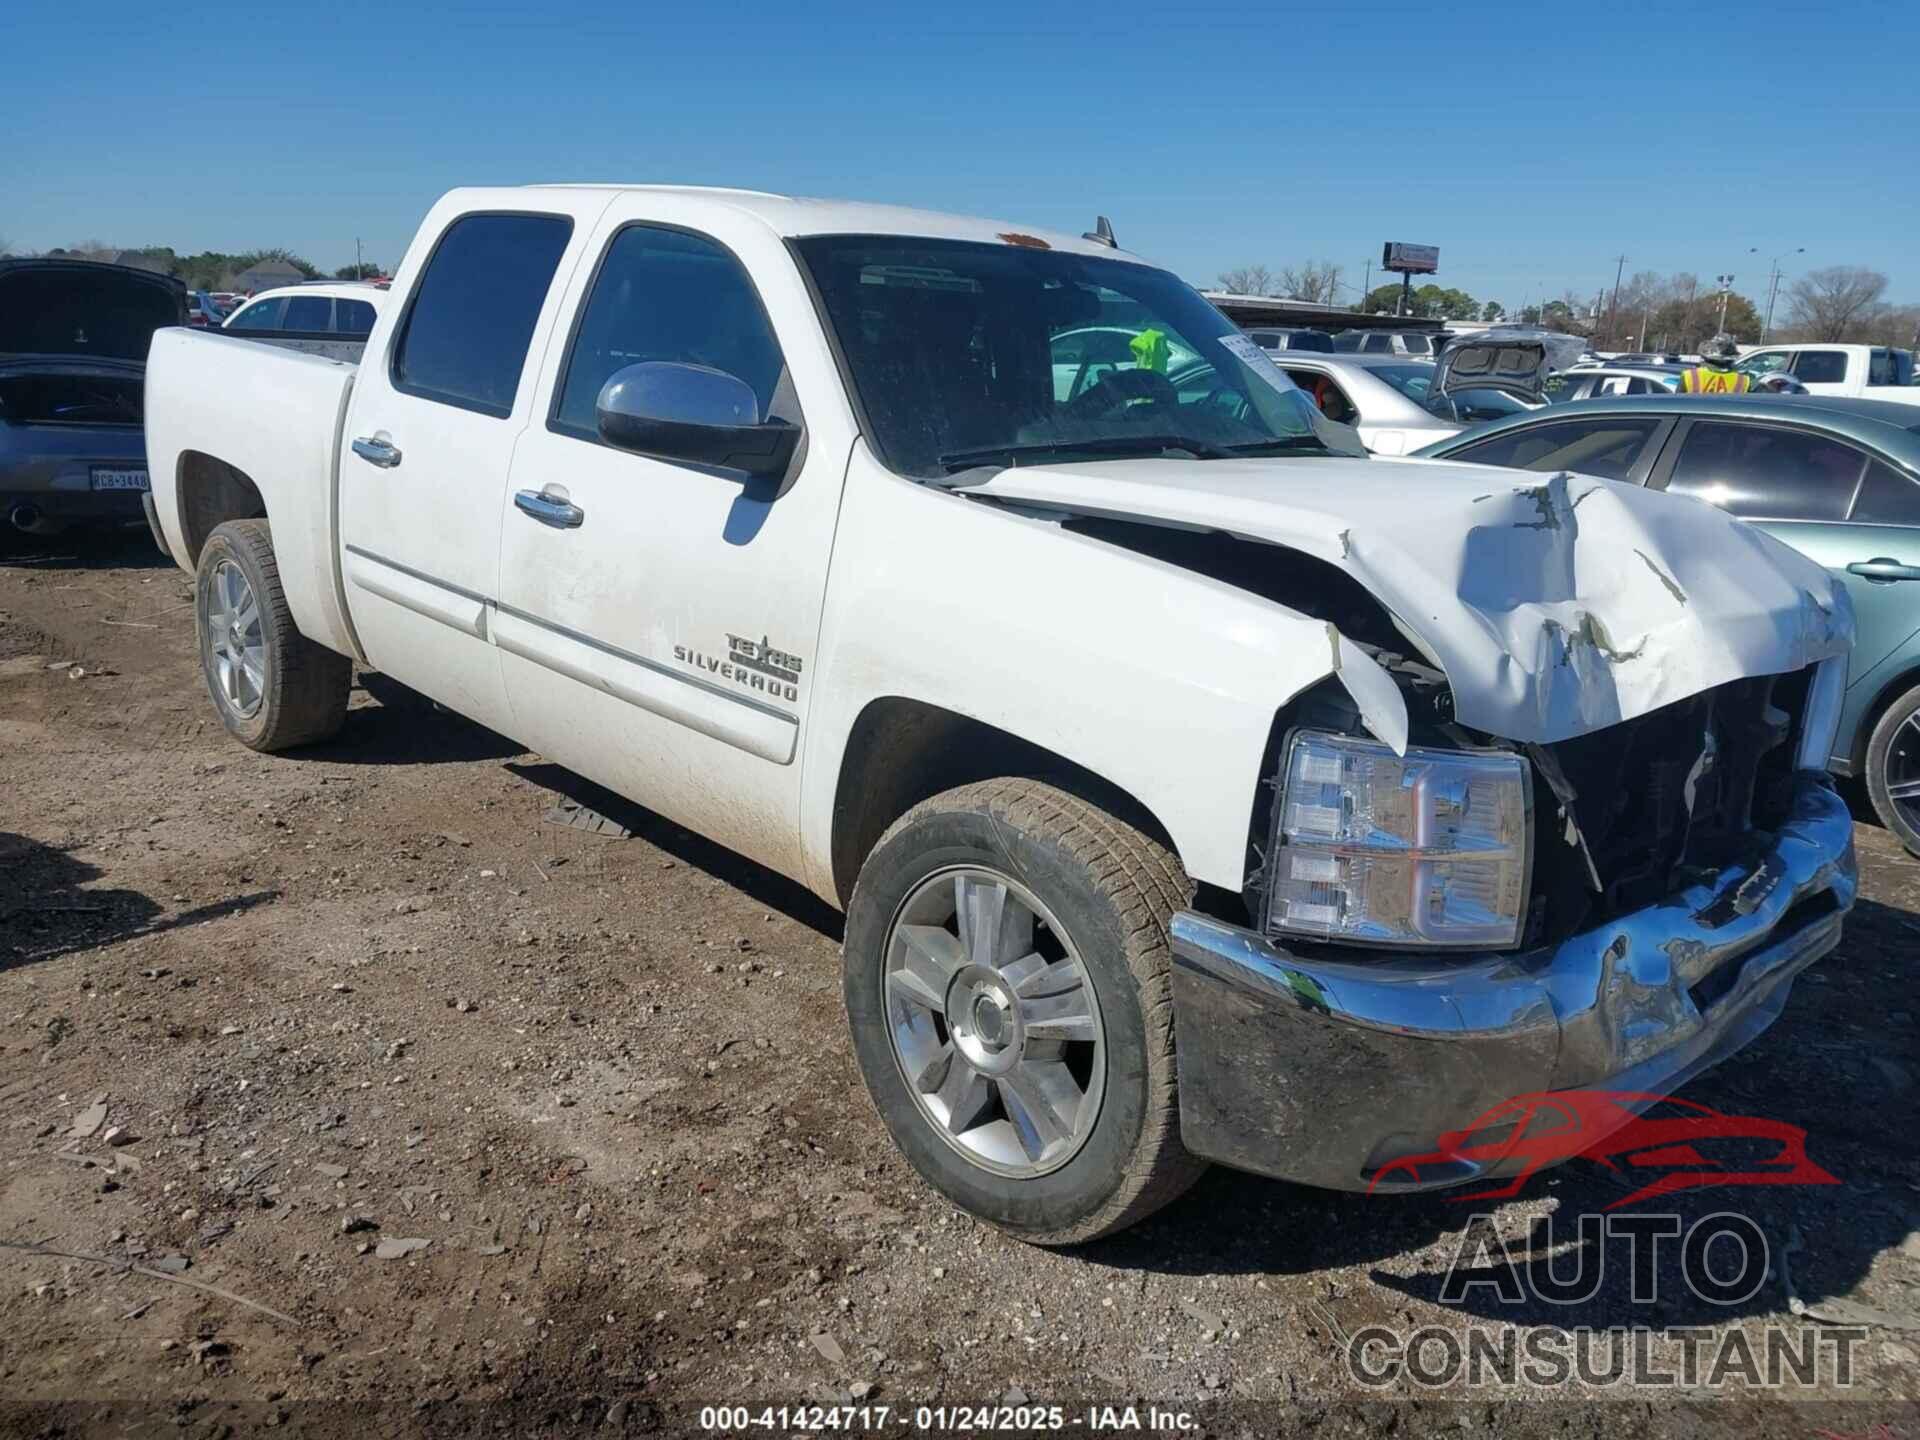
1277, 260, 1345, 306
1216, 264, 1276, 297
1786, 266, 1889, 341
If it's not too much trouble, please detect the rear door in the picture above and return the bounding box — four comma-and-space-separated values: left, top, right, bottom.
337, 198, 603, 735
1650, 417, 1920, 690
492, 198, 857, 879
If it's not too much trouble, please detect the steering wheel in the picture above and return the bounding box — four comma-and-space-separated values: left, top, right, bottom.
1069, 367, 1181, 420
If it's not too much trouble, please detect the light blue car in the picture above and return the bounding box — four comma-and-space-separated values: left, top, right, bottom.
1417, 393, 1920, 854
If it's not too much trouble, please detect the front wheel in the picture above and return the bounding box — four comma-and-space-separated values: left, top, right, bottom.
195, 519, 350, 752
1865, 681, 1920, 856
842, 779, 1206, 1244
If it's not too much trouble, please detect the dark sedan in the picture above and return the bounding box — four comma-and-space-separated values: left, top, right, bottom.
1415, 394, 1920, 853
0, 259, 186, 542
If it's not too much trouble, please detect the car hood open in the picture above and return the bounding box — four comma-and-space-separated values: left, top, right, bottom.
0, 259, 186, 364
965, 455, 1853, 746
1433, 328, 1587, 406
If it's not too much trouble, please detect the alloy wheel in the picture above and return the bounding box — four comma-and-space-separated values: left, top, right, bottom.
882, 867, 1105, 1178
205, 559, 266, 719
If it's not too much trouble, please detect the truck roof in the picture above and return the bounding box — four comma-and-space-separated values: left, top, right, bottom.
497, 184, 1143, 262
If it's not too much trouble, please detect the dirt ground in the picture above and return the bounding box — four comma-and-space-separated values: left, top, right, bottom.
2, 532, 1918, 1439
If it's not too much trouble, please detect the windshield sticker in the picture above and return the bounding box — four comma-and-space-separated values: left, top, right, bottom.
1220, 334, 1300, 393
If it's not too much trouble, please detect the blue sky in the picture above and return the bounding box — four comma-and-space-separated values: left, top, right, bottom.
6, 1, 1916, 309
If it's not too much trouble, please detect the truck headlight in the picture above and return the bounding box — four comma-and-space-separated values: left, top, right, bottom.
1269, 731, 1533, 949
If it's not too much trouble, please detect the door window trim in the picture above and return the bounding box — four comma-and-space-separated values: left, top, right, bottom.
387, 208, 576, 420
545, 219, 801, 454
1644, 415, 1873, 521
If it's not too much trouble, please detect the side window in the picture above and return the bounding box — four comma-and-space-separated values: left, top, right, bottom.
1851, 461, 1920, 526
1284, 369, 1357, 425
1664, 422, 1865, 520
392, 212, 573, 418
1253, 333, 1279, 349
1624, 377, 1657, 395
1791, 350, 1847, 385
1399, 333, 1431, 355
1362, 334, 1391, 354
335, 299, 377, 333
1739, 350, 1791, 377
1869, 350, 1897, 386
227, 297, 285, 331
552, 224, 788, 444
1448, 418, 1659, 480
283, 296, 332, 332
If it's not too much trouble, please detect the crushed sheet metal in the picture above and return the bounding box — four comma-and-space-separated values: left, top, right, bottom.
1325, 623, 1409, 755
967, 457, 1854, 745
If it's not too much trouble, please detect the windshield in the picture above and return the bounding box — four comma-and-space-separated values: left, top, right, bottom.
793, 236, 1353, 477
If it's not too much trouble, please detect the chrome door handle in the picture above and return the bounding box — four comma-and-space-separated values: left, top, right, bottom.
351, 436, 402, 468
514, 489, 584, 529
1847, 558, 1920, 583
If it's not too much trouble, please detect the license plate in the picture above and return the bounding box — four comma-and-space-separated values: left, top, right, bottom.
91, 467, 149, 491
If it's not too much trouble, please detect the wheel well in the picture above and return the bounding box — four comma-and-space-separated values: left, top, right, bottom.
176, 452, 267, 566
828, 697, 1181, 907
1851, 661, 1920, 772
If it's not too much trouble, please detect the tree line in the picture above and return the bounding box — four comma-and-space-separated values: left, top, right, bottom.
1218, 258, 1917, 349
0, 240, 383, 288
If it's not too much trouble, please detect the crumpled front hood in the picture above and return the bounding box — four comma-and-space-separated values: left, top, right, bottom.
968, 456, 1853, 745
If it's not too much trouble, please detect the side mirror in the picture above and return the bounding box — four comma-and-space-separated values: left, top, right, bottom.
596, 362, 799, 480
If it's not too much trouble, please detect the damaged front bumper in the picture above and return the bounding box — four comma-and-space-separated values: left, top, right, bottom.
1167, 772, 1855, 1193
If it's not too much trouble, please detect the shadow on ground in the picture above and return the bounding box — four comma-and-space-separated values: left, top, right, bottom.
304, 671, 527, 766
0, 832, 276, 969
504, 760, 845, 942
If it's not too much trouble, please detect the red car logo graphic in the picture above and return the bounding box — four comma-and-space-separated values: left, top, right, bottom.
1366, 1090, 1838, 1209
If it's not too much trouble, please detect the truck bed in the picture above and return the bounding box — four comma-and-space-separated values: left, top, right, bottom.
144, 326, 363, 659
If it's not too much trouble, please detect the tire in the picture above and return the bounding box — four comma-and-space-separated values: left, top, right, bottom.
194, 519, 349, 751
1864, 681, 1920, 856
842, 779, 1207, 1245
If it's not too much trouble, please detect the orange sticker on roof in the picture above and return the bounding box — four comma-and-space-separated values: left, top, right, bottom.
997, 232, 1051, 250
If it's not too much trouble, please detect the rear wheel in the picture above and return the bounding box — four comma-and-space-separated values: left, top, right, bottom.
842, 779, 1206, 1245
195, 519, 350, 751
1865, 682, 1920, 856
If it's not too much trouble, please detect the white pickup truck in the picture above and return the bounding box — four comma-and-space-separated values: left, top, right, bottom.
146, 185, 1859, 1243
1739, 342, 1920, 403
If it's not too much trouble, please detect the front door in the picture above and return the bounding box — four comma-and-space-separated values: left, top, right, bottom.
493, 210, 853, 879
337, 206, 590, 735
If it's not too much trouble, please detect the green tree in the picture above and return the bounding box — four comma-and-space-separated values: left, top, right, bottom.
334, 262, 384, 280
1481, 300, 1506, 322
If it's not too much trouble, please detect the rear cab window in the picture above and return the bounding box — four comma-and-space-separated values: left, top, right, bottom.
335, 299, 377, 333
391, 212, 574, 417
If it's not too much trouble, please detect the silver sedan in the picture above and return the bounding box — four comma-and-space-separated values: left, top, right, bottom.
1264, 354, 1531, 455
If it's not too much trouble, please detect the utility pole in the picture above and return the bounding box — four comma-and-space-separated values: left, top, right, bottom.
355, 236, 363, 279
1603, 254, 1627, 348
1361, 259, 1371, 310
1715, 275, 1735, 334
1759, 247, 1804, 340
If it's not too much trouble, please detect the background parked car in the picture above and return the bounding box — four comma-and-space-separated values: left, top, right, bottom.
183, 290, 227, 327
1244, 327, 1335, 353
1274, 353, 1529, 453
1415, 394, 1920, 853
1542, 365, 1682, 402
223, 283, 382, 338
1737, 343, 1919, 404
0, 258, 184, 542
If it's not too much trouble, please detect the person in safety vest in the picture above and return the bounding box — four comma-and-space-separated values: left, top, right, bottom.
1677, 334, 1754, 394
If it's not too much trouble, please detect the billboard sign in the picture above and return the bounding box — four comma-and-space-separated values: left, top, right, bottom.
1382, 242, 1440, 275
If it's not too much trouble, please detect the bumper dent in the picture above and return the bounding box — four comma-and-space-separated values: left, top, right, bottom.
1168, 773, 1856, 1192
